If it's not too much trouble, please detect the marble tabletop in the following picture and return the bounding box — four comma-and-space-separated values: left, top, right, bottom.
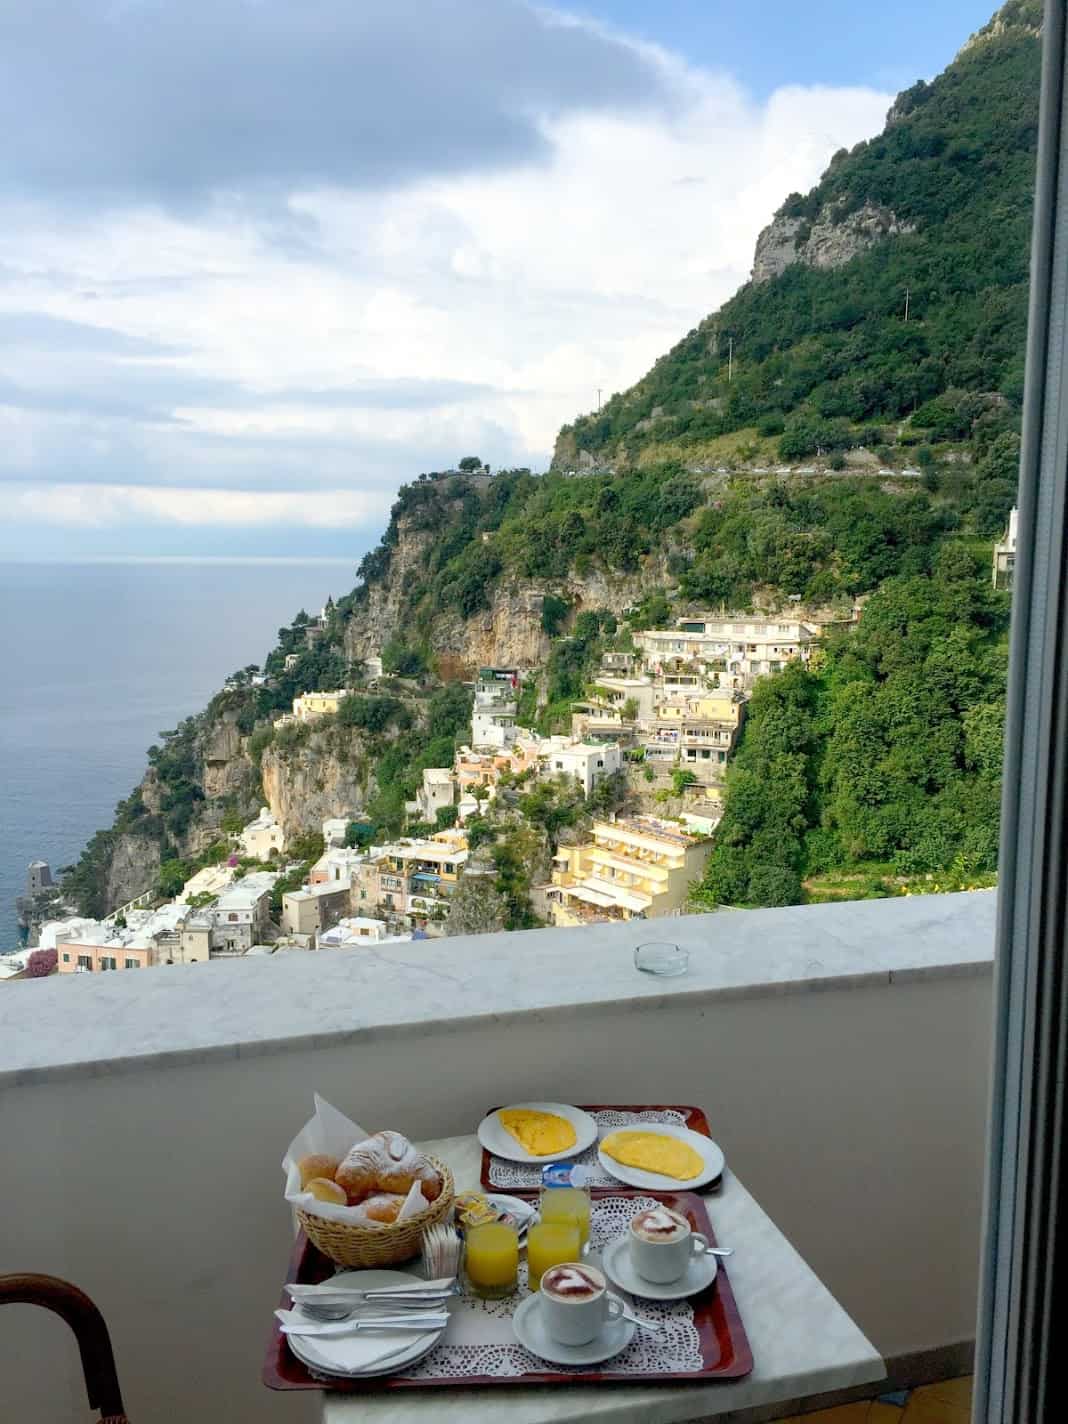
322, 1134, 884, 1424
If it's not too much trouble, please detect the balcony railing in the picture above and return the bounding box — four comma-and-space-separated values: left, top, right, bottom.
0, 891, 994, 1422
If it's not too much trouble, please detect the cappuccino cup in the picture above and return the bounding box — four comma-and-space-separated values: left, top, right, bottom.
628, 1205, 709, 1284
539, 1262, 625, 1345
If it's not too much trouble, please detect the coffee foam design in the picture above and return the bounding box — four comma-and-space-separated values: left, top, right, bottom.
542, 1264, 601, 1297
632, 1206, 688, 1239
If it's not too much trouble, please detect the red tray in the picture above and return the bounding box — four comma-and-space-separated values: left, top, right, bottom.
480, 1103, 720, 1194
263, 1191, 752, 1392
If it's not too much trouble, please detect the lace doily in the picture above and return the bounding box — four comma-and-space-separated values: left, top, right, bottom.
486, 1109, 691, 1188
401, 1194, 705, 1380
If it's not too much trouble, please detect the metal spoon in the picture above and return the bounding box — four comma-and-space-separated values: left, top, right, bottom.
620, 1307, 664, 1332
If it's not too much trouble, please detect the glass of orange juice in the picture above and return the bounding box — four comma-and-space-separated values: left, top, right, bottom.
464, 1218, 519, 1298
527, 1218, 581, 1289
539, 1183, 591, 1246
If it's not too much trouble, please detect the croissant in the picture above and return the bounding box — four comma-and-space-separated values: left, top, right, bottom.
334, 1130, 441, 1203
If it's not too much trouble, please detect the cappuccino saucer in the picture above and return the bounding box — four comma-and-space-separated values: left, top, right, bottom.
602, 1235, 718, 1301
512, 1293, 636, 1366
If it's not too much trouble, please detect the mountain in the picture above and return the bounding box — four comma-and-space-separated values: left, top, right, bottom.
54, 2, 1034, 922
554, 0, 1039, 544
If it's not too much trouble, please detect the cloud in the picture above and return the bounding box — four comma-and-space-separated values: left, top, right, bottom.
0, 0, 668, 208
0, 2, 893, 557
10, 482, 392, 529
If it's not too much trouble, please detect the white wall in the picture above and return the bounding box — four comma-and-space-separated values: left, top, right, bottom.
0, 960, 991, 1423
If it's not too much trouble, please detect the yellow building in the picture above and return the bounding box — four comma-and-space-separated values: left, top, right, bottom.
546, 816, 711, 926
642, 691, 745, 790
274, 689, 350, 729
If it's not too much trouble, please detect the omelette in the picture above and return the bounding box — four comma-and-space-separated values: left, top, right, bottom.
600, 1130, 705, 1180
499, 1108, 577, 1156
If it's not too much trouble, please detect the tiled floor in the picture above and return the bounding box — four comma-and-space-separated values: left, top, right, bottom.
778, 1375, 973, 1424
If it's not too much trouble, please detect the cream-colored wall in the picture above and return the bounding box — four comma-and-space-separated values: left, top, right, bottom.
281, 894, 319, 937
0, 967, 990, 1423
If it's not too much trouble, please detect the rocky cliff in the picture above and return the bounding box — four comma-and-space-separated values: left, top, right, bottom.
261, 728, 376, 838
105, 834, 162, 909
343, 512, 676, 673
750, 200, 916, 284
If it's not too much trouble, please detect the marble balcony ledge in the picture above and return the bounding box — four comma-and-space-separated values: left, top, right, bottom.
0, 891, 995, 1090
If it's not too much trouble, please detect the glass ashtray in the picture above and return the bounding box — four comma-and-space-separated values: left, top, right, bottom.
633, 941, 690, 977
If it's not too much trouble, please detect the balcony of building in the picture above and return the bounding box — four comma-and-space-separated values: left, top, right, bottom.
1, 891, 993, 1424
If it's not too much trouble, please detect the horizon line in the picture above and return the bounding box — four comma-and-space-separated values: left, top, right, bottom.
0, 555, 361, 567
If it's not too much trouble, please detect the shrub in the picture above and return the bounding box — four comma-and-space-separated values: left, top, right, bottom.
541, 594, 570, 636
26, 949, 58, 977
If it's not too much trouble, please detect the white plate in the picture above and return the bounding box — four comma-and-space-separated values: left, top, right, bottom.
512, 1291, 636, 1366
287, 1329, 439, 1380
596, 1123, 725, 1191
284, 1269, 446, 1377
601, 1234, 718, 1300
477, 1102, 598, 1164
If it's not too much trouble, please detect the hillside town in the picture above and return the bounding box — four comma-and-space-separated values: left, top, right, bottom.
5, 607, 845, 979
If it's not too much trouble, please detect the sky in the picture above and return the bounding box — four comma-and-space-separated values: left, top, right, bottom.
0, 0, 996, 563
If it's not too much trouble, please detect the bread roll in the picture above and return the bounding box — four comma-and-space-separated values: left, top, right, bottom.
297, 1153, 340, 1189
306, 1177, 347, 1205
350, 1191, 406, 1226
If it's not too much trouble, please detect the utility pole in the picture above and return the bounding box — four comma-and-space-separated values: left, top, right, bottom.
904, 287, 910, 322
597, 387, 602, 411
727, 337, 733, 384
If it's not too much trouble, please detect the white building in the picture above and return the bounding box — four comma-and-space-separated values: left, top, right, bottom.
993, 507, 1018, 589
471, 667, 519, 750
238, 808, 285, 861
637, 617, 820, 691
37, 917, 99, 952
415, 768, 456, 823
309, 846, 366, 886
539, 738, 623, 797
317, 917, 411, 948
211, 873, 276, 954
179, 863, 235, 902
322, 816, 350, 847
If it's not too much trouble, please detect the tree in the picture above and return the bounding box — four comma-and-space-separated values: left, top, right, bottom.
518, 777, 584, 847
26, 949, 58, 978
157, 858, 189, 900
288, 831, 325, 863
541, 594, 570, 636
458, 456, 483, 472
381, 642, 428, 679
445, 852, 507, 935
671, 769, 697, 797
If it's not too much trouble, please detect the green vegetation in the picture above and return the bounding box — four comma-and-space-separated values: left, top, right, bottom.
696, 548, 1009, 907
559, 5, 1038, 563
681, 479, 951, 607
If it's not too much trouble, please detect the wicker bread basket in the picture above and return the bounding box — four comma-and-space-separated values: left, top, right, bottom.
296, 1158, 455, 1267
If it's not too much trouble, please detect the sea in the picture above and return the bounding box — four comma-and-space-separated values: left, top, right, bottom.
0, 560, 353, 949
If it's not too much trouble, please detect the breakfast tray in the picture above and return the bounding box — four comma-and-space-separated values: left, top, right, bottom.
480, 1103, 721, 1193
263, 1190, 753, 1392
